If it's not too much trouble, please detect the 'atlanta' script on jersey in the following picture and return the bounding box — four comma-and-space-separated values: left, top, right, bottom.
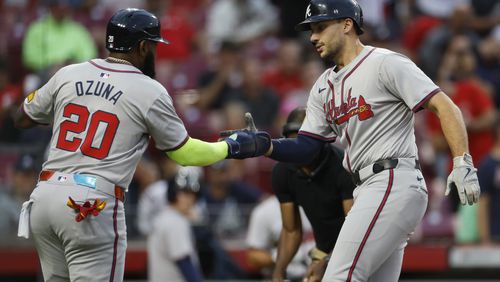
324, 88, 374, 125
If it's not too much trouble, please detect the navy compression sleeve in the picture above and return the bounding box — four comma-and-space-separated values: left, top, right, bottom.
175, 256, 203, 282
269, 134, 325, 164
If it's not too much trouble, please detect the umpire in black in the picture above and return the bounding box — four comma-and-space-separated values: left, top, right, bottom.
271, 107, 355, 282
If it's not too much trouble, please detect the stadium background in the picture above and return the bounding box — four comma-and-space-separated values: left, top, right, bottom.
0, 0, 498, 281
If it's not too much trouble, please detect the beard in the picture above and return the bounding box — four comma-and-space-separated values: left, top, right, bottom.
141, 51, 156, 79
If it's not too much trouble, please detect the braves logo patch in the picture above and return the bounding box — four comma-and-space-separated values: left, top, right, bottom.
324, 88, 374, 125
26, 90, 37, 103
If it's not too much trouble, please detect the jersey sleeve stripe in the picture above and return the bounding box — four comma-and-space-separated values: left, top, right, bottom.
298, 131, 336, 142
412, 87, 441, 113
89, 60, 143, 74
22, 103, 50, 125
164, 134, 190, 152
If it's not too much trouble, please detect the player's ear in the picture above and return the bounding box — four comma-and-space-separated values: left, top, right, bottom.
138, 40, 148, 57
344, 18, 354, 34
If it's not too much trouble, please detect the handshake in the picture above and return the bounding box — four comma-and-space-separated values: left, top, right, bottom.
221, 113, 272, 159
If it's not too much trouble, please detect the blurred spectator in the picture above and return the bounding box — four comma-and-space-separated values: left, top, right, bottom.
0, 154, 38, 237
22, 0, 97, 80
416, 0, 469, 19
137, 156, 181, 236
155, 0, 198, 63
147, 166, 204, 282
233, 58, 279, 130
427, 35, 495, 244
358, 0, 391, 40
262, 39, 304, 101
428, 35, 495, 168
0, 59, 23, 142
199, 160, 263, 238
196, 40, 243, 111
277, 58, 325, 131
419, 4, 481, 79
476, 35, 500, 108
246, 195, 314, 280
478, 117, 500, 244
206, 0, 278, 50
271, 0, 308, 38
99, 0, 146, 11
468, 0, 500, 36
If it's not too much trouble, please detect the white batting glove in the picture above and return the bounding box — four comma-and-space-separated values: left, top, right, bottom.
445, 153, 480, 205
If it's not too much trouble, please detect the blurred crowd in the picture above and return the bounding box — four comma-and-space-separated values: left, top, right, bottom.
0, 0, 498, 279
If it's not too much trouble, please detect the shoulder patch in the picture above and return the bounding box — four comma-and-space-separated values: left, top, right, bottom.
26, 90, 37, 103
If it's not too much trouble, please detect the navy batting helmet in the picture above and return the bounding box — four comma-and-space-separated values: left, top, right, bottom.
106, 8, 169, 52
282, 107, 306, 137
296, 0, 364, 34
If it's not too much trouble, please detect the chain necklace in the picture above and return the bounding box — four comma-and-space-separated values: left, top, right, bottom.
106, 56, 132, 65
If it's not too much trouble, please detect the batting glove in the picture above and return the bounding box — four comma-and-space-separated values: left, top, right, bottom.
224, 131, 271, 159
445, 153, 480, 205
221, 112, 271, 159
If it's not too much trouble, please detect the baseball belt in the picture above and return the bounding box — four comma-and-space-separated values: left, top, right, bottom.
352, 158, 421, 185
39, 170, 125, 202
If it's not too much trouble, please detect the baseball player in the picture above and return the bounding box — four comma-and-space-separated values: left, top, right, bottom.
148, 167, 203, 282
221, 0, 481, 281
14, 8, 270, 282
271, 107, 354, 282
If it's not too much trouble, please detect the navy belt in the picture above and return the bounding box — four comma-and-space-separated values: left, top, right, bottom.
352, 159, 421, 185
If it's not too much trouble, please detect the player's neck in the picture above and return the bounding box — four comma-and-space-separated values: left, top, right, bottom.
106, 56, 132, 65
335, 39, 364, 70
107, 52, 139, 68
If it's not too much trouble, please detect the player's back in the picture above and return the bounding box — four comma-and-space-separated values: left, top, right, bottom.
30, 59, 184, 189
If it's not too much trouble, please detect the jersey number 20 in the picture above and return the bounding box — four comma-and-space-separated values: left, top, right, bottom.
56, 103, 120, 160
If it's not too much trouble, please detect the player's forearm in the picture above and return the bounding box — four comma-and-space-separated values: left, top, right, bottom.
272, 229, 302, 279
269, 134, 324, 164
426, 92, 469, 157
167, 137, 227, 166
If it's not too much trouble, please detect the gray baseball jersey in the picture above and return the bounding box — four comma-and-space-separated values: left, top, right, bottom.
148, 206, 200, 282
299, 46, 436, 281
23, 59, 188, 189
300, 46, 440, 173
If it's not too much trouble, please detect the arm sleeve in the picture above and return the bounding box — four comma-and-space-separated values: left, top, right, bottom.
272, 164, 294, 203
175, 256, 204, 282
269, 134, 324, 164
378, 52, 441, 113
167, 137, 228, 166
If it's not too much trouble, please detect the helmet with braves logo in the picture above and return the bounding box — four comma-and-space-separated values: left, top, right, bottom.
296, 0, 364, 34
106, 8, 169, 52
